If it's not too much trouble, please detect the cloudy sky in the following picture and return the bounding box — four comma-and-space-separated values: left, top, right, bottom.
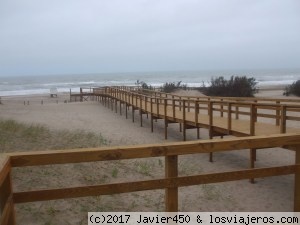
0, 0, 299, 76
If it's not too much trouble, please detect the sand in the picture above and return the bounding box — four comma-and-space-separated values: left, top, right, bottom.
0, 88, 299, 224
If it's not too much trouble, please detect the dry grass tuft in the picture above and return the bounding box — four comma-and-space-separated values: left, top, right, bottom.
0, 119, 107, 153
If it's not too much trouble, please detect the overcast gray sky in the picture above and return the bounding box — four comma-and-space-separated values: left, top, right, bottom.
0, 0, 299, 76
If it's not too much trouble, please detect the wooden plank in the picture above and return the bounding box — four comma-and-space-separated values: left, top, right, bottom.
0, 196, 13, 225
182, 100, 186, 141
13, 165, 296, 204
281, 105, 287, 133
220, 99, 224, 117
9, 133, 300, 167
227, 103, 232, 134
256, 113, 278, 119
0, 161, 15, 225
0, 157, 10, 187
208, 102, 213, 138
165, 156, 178, 212
164, 99, 168, 139
286, 116, 300, 122
195, 101, 199, 123
276, 101, 280, 126
295, 146, 300, 212
250, 104, 255, 135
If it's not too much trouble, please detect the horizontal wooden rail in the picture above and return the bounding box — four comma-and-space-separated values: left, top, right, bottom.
8, 133, 300, 167
13, 165, 296, 204
0, 157, 15, 225
0, 157, 10, 187
136, 87, 300, 104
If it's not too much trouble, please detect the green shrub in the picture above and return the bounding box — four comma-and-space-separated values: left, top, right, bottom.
202, 76, 258, 97
283, 80, 300, 96
135, 80, 154, 90
161, 81, 187, 93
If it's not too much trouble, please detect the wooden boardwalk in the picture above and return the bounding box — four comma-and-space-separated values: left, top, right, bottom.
74, 86, 300, 172
87, 87, 300, 140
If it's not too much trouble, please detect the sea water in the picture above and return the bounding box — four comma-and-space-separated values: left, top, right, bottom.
0, 69, 299, 96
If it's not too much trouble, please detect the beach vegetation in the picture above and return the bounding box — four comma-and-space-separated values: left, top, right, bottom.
0, 119, 107, 153
283, 80, 300, 96
111, 168, 119, 178
135, 80, 154, 90
135, 161, 153, 176
161, 81, 188, 93
201, 76, 258, 97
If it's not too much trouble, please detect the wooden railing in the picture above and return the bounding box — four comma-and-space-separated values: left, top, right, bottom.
97, 87, 300, 140
133, 87, 300, 104
0, 157, 15, 225
1, 134, 300, 224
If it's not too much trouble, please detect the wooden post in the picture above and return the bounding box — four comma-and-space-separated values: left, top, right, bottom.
195, 101, 200, 139
254, 100, 257, 122
139, 96, 142, 109
182, 100, 186, 141
295, 145, 300, 212
208, 101, 213, 162
80, 88, 83, 102
250, 104, 256, 183
179, 97, 182, 111
276, 101, 280, 126
172, 99, 175, 118
250, 104, 255, 136
165, 155, 178, 212
135, 94, 138, 106
132, 106, 135, 123
0, 165, 16, 225
139, 97, 143, 127
220, 99, 224, 117
156, 98, 159, 116
280, 105, 287, 133
119, 101, 122, 116
227, 103, 232, 134
187, 97, 190, 112
140, 109, 143, 127
125, 103, 128, 119
195, 101, 199, 124
235, 101, 239, 119
197, 128, 200, 139
151, 98, 154, 132
164, 99, 168, 139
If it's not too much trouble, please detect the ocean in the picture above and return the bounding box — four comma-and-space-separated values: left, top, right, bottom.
0, 69, 299, 96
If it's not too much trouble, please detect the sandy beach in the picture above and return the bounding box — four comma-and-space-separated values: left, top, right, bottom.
0, 87, 299, 224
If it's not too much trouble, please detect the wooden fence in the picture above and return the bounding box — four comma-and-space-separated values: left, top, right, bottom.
93, 87, 300, 139
1, 133, 300, 224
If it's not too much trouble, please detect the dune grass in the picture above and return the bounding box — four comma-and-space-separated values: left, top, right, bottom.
0, 119, 107, 153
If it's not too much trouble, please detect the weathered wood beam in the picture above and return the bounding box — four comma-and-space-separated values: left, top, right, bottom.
9, 134, 300, 167
13, 165, 295, 204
